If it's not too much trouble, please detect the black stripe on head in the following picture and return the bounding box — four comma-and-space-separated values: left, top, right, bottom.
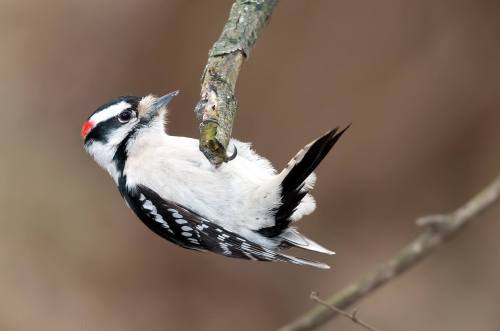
94, 96, 140, 116
85, 117, 122, 144
84, 96, 141, 144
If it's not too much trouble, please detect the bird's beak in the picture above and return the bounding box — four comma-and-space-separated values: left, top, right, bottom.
154, 90, 179, 112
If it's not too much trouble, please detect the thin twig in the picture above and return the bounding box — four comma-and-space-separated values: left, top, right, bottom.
310, 292, 380, 331
195, 0, 279, 166
278, 174, 500, 331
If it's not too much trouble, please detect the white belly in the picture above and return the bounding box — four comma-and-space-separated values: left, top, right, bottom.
123, 135, 282, 232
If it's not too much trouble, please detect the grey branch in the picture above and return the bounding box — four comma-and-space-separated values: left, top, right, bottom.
310, 292, 380, 331
278, 174, 500, 331
195, 0, 279, 166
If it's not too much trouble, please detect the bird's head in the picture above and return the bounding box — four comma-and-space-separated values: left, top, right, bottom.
82, 91, 178, 181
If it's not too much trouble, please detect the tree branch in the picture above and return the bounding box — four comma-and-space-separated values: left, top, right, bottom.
310, 292, 380, 331
278, 174, 500, 331
195, 0, 279, 166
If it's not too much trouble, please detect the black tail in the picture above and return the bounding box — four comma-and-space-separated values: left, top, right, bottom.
257, 126, 350, 238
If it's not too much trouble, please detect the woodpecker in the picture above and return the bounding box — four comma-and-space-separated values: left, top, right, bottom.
82, 91, 348, 269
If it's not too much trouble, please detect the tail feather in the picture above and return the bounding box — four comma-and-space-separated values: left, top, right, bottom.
277, 252, 331, 269
281, 126, 349, 195
257, 126, 349, 238
281, 228, 335, 255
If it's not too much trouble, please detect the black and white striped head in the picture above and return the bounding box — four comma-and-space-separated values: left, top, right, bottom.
82, 91, 178, 181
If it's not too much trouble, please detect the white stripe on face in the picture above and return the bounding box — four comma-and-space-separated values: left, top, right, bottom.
89, 101, 131, 125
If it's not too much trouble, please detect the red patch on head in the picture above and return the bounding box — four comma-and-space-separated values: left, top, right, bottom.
81, 120, 94, 139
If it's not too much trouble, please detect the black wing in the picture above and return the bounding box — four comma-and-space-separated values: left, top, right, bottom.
123, 185, 329, 269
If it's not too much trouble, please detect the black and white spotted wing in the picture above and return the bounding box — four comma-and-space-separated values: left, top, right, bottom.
124, 185, 329, 268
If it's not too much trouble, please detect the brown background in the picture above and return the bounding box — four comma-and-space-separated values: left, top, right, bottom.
1, 0, 500, 330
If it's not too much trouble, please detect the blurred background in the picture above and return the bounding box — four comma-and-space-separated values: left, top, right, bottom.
1, 0, 500, 330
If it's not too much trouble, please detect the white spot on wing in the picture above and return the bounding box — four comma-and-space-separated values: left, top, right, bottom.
143, 200, 156, 213
217, 234, 229, 241
219, 242, 231, 255
181, 231, 192, 237
175, 218, 188, 224
142, 199, 169, 229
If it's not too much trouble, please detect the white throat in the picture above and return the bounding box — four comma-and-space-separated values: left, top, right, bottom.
85, 141, 121, 184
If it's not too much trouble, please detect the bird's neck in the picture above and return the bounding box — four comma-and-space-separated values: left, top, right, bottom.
128, 120, 168, 153
116, 121, 170, 185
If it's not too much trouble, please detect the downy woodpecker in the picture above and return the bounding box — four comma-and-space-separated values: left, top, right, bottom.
82, 91, 348, 269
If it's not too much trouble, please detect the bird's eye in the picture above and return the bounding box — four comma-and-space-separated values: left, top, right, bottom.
118, 110, 133, 123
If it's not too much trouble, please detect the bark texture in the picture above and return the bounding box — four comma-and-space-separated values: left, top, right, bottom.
195, 0, 279, 166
